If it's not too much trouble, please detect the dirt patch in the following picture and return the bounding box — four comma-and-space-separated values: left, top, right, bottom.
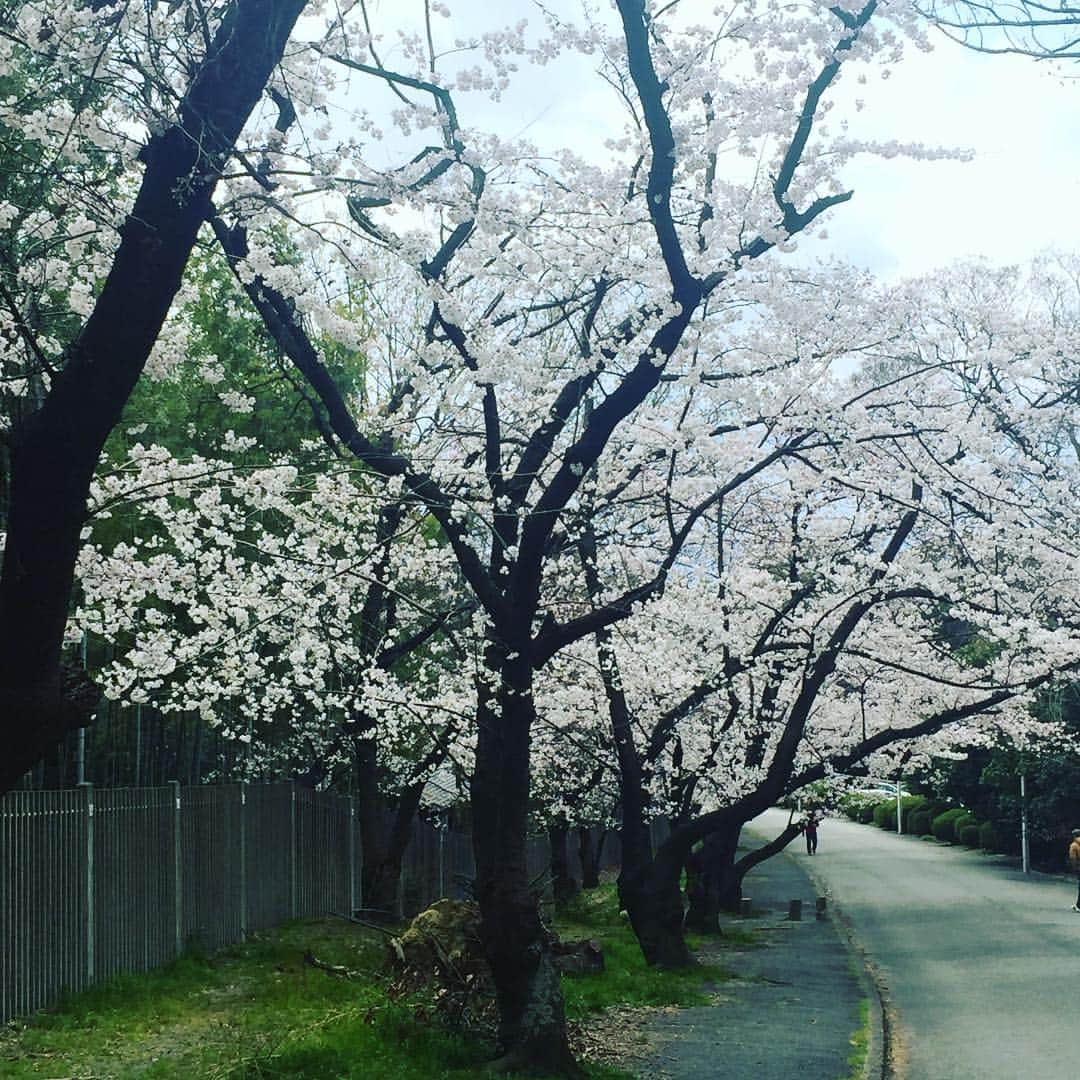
570, 1003, 683, 1073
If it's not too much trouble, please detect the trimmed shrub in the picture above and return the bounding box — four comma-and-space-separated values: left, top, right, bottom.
931, 808, 967, 842
899, 795, 926, 832
873, 801, 898, 830
923, 801, 954, 823
839, 792, 885, 823
958, 823, 981, 847
909, 809, 931, 836
979, 821, 1000, 852
953, 812, 977, 838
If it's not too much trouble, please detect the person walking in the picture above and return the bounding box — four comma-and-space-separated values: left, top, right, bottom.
1069, 828, 1080, 912
805, 813, 819, 856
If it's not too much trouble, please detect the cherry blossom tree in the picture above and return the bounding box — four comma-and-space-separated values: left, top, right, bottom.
192, 0, 967, 1066
0, 0, 1019, 1070
918, 0, 1080, 57
75, 431, 475, 914
531, 259, 1080, 967
0, 0, 308, 795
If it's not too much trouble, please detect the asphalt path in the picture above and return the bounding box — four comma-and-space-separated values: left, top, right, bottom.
755, 807, 1080, 1080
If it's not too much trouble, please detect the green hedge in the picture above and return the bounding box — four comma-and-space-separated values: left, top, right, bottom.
899, 795, 926, 831
923, 801, 954, 824
958, 823, 981, 847
838, 792, 884, 823
979, 821, 1000, 852
873, 801, 897, 830
931, 808, 968, 842
909, 809, 931, 836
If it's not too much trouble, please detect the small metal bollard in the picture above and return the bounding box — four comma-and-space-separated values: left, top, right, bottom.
739, 897, 752, 917
788, 898, 803, 921
816, 896, 827, 920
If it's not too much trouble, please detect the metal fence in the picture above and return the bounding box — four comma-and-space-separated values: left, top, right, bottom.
0, 782, 354, 1024
0, 782, 639, 1025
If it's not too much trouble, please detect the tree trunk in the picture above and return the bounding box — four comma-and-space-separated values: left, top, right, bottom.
578, 827, 601, 889
618, 840, 692, 968
685, 822, 743, 930
353, 735, 423, 921
0, 0, 307, 797
587, 588, 693, 969
471, 660, 579, 1076
549, 821, 580, 907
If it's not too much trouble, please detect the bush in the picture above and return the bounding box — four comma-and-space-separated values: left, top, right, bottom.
923, 801, 954, 823
858, 801, 879, 824
931, 808, 968, 842
979, 821, 1000, 852
958, 823, 981, 847
909, 809, 931, 836
899, 795, 926, 832
873, 801, 897, 830
953, 812, 977, 837
838, 792, 883, 823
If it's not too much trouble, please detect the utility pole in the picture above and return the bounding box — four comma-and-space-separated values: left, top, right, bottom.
1020, 773, 1031, 874
75, 631, 88, 786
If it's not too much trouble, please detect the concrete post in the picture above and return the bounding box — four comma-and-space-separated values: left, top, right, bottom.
238, 784, 247, 940
347, 795, 357, 917
80, 783, 95, 983
1020, 773, 1031, 874
289, 783, 299, 919
168, 780, 182, 956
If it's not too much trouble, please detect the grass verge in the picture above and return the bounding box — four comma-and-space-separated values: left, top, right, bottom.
554, 884, 732, 1018
1, 885, 733, 1079
838, 996, 870, 1080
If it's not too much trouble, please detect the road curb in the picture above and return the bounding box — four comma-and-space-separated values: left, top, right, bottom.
796, 852, 897, 1080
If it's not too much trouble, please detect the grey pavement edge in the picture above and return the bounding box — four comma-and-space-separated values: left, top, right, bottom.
636, 817, 880, 1080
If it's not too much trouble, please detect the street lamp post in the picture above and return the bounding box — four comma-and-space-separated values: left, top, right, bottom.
1020, 773, 1030, 875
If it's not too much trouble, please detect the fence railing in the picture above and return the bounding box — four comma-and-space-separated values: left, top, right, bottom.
1, 782, 639, 1025
1, 782, 354, 1024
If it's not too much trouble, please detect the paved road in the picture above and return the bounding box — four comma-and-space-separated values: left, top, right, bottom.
755, 808, 1080, 1080
641, 839, 863, 1080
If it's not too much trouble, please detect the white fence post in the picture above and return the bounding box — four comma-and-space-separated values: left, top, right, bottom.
169, 780, 182, 956
80, 783, 94, 984
238, 784, 247, 940
346, 795, 357, 917
439, 820, 447, 899
289, 783, 298, 919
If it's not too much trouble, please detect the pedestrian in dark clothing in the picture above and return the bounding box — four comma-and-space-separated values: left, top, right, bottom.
1068, 828, 1080, 912
805, 813, 819, 855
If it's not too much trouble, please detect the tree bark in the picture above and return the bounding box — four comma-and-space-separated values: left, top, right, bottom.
586, 569, 694, 969
685, 822, 743, 931
549, 820, 580, 908
353, 736, 423, 920
618, 839, 693, 968
0, 0, 308, 796
471, 656, 580, 1076
578, 826, 602, 889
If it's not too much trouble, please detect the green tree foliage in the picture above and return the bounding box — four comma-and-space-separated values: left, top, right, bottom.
917, 684, 1080, 864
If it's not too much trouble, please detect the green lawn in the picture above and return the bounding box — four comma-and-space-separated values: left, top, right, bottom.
0, 885, 743, 1079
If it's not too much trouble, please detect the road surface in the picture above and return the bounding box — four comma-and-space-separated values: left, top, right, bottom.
753, 808, 1080, 1080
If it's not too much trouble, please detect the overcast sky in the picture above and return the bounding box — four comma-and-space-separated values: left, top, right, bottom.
360, 2, 1080, 281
